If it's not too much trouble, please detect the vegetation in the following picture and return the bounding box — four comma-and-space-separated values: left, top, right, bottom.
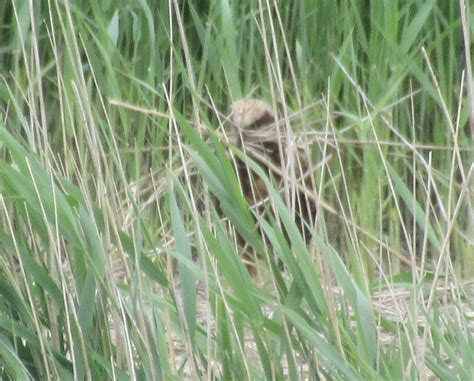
0, 0, 473, 379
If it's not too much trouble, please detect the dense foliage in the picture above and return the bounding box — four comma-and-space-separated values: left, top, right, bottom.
0, 1, 472, 379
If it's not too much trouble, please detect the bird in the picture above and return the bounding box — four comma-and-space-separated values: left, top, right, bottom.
228, 98, 316, 271
229, 99, 280, 203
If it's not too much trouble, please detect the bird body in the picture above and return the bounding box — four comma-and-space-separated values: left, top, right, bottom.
228, 99, 316, 269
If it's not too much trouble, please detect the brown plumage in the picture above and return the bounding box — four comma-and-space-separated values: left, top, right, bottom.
230, 99, 280, 203
228, 99, 316, 271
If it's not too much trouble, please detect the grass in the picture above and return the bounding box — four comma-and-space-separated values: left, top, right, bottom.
0, 0, 473, 379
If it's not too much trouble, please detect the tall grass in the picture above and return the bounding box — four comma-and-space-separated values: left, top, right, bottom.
0, 0, 472, 379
